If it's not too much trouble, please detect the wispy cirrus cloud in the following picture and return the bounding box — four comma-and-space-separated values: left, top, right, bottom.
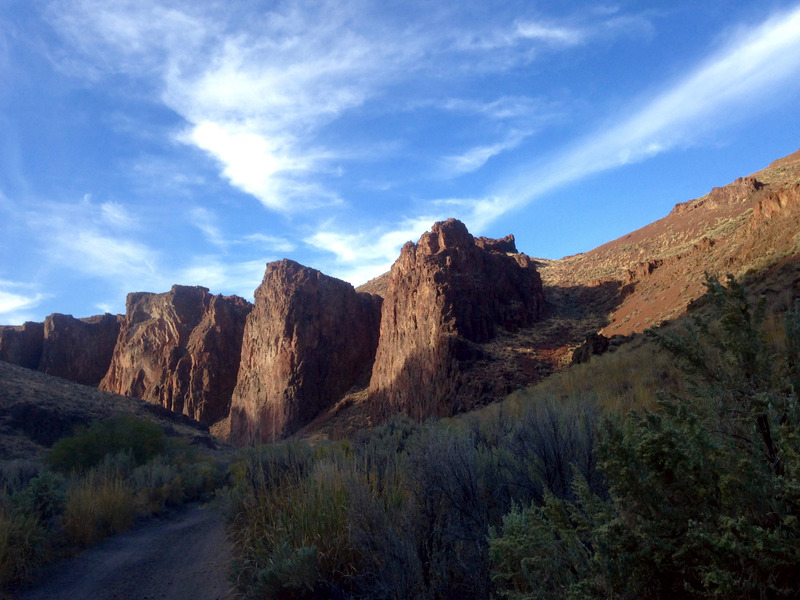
0, 283, 46, 325
464, 4, 800, 227
441, 130, 531, 177
178, 256, 270, 299
306, 214, 445, 284
25, 195, 166, 292
46, 1, 642, 215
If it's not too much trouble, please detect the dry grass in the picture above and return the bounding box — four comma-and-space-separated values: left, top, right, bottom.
62, 472, 137, 547
492, 335, 682, 418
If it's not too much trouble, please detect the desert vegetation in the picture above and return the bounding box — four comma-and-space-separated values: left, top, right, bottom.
0, 415, 224, 589
224, 275, 800, 599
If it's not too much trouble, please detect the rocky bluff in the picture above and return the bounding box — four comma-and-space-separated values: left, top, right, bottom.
229, 260, 382, 445
368, 219, 545, 419
100, 286, 252, 425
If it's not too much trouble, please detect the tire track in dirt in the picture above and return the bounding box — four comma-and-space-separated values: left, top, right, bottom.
10, 503, 235, 600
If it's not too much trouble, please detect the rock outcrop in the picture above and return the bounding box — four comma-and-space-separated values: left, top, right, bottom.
0, 322, 44, 369
38, 313, 122, 385
230, 260, 382, 445
571, 332, 611, 365
368, 219, 545, 419
100, 286, 252, 425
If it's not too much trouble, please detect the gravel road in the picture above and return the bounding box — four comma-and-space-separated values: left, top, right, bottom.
10, 503, 235, 600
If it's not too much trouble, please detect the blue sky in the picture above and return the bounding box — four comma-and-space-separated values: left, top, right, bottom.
2, 1, 800, 324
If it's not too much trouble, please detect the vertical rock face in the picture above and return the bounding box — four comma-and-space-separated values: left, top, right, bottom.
230, 260, 382, 445
369, 218, 545, 419
100, 285, 252, 424
39, 313, 122, 385
0, 322, 44, 369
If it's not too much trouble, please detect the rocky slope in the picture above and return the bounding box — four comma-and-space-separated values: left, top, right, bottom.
536, 149, 800, 338
100, 286, 252, 425
229, 260, 382, 445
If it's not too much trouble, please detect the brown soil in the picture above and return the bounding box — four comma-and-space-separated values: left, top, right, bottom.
9, 503, 235, 600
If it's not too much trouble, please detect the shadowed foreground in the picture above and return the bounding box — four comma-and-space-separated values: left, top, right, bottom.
11, 503, 233, 600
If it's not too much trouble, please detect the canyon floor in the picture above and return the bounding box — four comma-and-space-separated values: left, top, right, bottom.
9, 503, 234, 600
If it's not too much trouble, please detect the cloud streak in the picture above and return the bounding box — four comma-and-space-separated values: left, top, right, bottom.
466, 5, 800, 227
48, 1, 637, 215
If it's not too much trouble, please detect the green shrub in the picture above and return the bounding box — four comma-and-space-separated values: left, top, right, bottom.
46, 415, 166, 474
489, 275, 800, 599
12, 470, 66, 522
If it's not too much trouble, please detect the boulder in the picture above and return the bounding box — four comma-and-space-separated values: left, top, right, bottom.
229, 260, 382, 445
100, 285, 252, 424
369, 219, 545, 419
570, 332, 611, 365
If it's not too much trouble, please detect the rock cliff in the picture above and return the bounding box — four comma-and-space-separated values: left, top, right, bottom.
39, 313, 122, 385
100, 285, 252, 425
368, 219, 545, 419
229, 260, 382, 445
0, 322, 44, 369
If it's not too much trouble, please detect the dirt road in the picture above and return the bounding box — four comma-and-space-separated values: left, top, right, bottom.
11, 503, 235, 600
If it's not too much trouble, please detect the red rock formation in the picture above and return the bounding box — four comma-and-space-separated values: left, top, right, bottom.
100, 285, 251, 424
368, 219, 545, 419
229, 260, 382, 445
38, 313, 122, 386
0, 322, 44, 369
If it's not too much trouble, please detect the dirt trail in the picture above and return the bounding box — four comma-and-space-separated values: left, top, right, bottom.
10, 503, 236, 600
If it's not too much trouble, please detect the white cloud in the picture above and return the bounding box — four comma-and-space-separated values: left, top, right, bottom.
441, 96, 545, 120
95, 302, 113, 314
189, 205, 226, 248
100, 201, 138, 228
242, 233, 297, 254
25, 197, 167, 292
514, 22, 585, 46
467, 5, 800, 227
178, 256, 267, 299
0, 280, 47, 325
0, 290, 44, 315
441, 130, 531, 176
47, 1, 616, 215
306, 215, 443, 285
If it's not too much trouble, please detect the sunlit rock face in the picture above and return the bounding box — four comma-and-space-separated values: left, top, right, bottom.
369, 219, 545, 419
229, 260, 382, 445
100, 285, 252, 425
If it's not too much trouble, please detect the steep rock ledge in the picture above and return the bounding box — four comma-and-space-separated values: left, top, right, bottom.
229, 260, 382, 445
368, 219, 545, 419
100, 285, 252, 425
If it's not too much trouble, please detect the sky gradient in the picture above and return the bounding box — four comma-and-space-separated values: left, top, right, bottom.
2, 1, 800, 324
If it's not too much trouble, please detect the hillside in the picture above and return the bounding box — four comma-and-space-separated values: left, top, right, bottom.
0, 360, 218, 459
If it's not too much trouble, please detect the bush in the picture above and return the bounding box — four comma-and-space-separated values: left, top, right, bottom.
11, 470, 66, 522
0, 506, 47, 588
489, 276, 800, 599
46, 416, 166, 474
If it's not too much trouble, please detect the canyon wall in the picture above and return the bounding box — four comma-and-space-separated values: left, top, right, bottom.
100, 285, 252, 424
229, 260, 382, 445
368, 219, 545, 419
